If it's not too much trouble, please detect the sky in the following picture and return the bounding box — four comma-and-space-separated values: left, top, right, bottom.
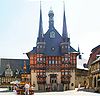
0, 0, 100, 60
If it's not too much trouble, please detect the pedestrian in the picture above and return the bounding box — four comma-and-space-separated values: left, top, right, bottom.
86, 83, 89, 89
84, 82, 87, 89
13, 84, 17, 92
77, 83, 81, 91
24, 83, 30, 95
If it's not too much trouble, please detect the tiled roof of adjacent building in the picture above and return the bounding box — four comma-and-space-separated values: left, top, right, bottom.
91, 45, 100, 52
0, 58, 30, 76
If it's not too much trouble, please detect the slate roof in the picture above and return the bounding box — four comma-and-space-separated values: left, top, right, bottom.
27, 28, 78, 56
91, 56, 100, 65
27, 8, 78, 56
91, 45, 100, 52
43, 28, 62, 56
0, 58, 30, 76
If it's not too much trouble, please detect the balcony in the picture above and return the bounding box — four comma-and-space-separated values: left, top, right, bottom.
62, 61, 71, 64
37, 75, 47, 78
61, 64, 75, 70
37, 67, 46, 70
37, 80, 46, 84
46, 64, 61, 70
30, 65, 46, 70
61, 74, 71, 78
61, 79, 70, 84
61, 65, 71, 70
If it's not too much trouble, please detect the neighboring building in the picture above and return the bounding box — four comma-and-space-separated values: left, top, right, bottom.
87, 45, 100, 90
75, 68, 88, 88
0, 58, 29, 87
90, 57, 100, 91
75, 47, 88, 88
88, 45, 100, 66
26, 5, 78, 91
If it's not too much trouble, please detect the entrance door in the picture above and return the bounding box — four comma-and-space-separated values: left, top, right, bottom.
50, 74, 58, 91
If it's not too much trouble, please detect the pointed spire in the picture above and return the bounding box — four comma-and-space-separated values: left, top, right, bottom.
78, 45, 80, 53
23, 61, 27, 71
62, 2, 68, 42
37, 1, 44, 42
78, 45, 82, 59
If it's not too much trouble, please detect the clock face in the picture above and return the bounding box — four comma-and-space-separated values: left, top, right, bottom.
50, 31, 55, 38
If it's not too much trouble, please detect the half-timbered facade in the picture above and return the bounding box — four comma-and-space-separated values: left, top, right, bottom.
26, 5, 78, 91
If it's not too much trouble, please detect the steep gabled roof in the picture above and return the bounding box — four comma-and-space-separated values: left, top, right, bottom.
30, 47, 37, 54
27, 33, 77, 56
43, 28, 62, 56
91, 56, 100, 65
27, 8, 78, 56
0, 58, 30, 76
91, 45, 100, 52
70, 46, 78, 53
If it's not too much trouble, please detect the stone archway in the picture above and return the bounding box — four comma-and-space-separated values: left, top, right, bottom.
94, 77, 96, 87
97, 76, 100, 87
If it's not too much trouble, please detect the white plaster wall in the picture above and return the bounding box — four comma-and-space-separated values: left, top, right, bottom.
31, 70, 38, 90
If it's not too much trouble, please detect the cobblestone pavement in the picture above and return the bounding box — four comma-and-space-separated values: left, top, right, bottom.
0, 88, 100, 96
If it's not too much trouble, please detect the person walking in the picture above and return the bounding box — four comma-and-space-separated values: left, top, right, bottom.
77, 83, 81, 91
24, 83, 30, 95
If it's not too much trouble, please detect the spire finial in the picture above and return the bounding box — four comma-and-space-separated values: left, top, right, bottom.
62, 2, 68, 42
50, 6, 52, 10
37, 1, 44, 42
78, 45, 82, 59
40, 1, 41, 9
78, 45, 80, 53
63, 0, 65, 10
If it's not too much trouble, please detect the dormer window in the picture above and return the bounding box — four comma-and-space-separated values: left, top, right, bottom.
40, 45, 42, 48
62, 46, 64, 48
51, 47, 55, 51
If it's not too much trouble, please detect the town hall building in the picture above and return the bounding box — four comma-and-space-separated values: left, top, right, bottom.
26, 5, 78, 91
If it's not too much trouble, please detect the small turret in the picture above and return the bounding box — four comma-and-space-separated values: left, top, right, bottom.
48, 8, 54, 29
